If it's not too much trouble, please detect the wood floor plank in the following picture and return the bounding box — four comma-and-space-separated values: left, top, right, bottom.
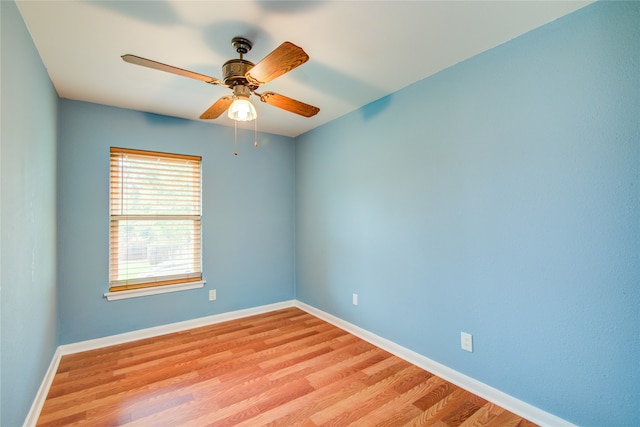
402, 388, 469, 426
310, 365, 428, 425
36, 307, 538, 427
457, 403, 505, 427
232, 369, 368, 427
485, 410, 528, 427
348, 375, 444, 427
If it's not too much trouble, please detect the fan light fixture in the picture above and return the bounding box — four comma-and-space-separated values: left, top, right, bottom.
228, 84, 259, 154
228, 95, 257, 121
227, 84, 257, 122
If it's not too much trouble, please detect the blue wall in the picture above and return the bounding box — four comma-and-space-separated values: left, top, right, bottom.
295, 2, 639, 426
57, 100, 296, 344
1, 1, 59, 426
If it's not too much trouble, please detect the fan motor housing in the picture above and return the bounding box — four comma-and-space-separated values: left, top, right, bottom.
222, 59, 255, 86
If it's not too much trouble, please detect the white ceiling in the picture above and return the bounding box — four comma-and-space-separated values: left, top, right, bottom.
16, 1, 592, 138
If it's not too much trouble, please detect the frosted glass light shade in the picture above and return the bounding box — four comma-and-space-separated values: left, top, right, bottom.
227, 96, 257, 121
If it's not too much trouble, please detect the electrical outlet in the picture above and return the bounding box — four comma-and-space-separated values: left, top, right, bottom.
461, 332, 473, 352
209, 289, 217, 301
352, 293, 358, 306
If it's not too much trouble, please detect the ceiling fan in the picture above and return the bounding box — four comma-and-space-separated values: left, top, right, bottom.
121, 37, 319, 122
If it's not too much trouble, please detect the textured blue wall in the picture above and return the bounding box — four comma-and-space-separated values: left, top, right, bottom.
1, 2, 59, 426
57, 100, 296, 344
295, 2, 639, 426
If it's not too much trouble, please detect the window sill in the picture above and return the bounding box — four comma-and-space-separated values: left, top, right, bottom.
104, 280, 206, 301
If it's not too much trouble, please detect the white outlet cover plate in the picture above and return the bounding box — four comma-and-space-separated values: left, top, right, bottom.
461, 332, 473, 352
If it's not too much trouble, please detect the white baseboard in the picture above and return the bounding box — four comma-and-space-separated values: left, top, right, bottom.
25, 299, 575, 427
294, 301, 576, 427
23, 347, 63, 427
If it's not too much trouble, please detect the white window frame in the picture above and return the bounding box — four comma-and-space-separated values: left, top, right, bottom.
105, 147, 204, 301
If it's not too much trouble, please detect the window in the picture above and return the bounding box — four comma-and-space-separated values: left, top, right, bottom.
109, 147, 202, 295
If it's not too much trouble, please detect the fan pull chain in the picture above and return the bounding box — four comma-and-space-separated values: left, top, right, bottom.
254, 115, 259, 147
233, 119, 238, 156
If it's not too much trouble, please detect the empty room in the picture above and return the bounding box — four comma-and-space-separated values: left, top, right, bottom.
1, 1, 639, 426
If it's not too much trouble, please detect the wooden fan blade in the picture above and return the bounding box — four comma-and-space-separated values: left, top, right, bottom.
259, 92, 319, 117
200, 96, 233, 119
245, 42, 309, 86
122, 54, 223, 85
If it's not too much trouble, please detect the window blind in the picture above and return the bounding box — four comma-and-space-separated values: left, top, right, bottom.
109, 147, 202, 291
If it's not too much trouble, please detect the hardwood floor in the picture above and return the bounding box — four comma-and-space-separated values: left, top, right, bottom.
37, 307, 538, 426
